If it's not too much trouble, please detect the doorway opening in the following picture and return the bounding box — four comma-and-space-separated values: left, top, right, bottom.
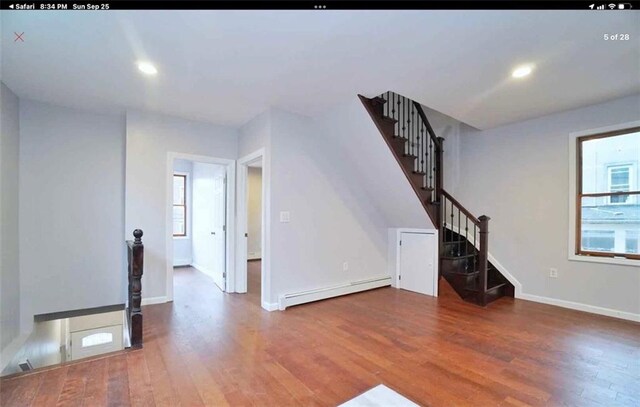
246, 164, 262, 304
237, 149, 271, 310
166, 153, 235, 302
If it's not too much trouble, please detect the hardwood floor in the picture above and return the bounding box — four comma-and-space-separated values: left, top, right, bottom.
2, 263, 639, 406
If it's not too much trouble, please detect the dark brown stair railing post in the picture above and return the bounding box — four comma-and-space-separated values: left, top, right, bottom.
435, 137, 445, 206
127, 229, 144, 348
478, 216, 490, 306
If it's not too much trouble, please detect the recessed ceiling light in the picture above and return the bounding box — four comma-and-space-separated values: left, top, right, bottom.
512, 65, 533, 78
137, 61, 157, 75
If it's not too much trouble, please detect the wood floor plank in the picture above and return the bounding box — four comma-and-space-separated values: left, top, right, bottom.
81, 358, 108, 406
126, 351, 155, 407
105, 354, 130, 406
56, 360, 90, 406
2, 263, 638, 407
31, 366, 69, 406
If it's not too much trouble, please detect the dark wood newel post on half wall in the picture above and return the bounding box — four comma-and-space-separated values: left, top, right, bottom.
477, 216, 490, 306
126, 229, 144, 348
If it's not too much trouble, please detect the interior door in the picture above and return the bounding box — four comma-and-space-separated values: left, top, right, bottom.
210, 166, 227, 291
192, 162, 226, 291
399, 232, 437, 296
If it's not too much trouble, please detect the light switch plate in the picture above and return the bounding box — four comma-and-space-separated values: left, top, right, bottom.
280, 211, 290, 223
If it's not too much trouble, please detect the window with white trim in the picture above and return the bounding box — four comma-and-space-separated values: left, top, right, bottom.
173, 174, 187, 237
576, 127, 640, 259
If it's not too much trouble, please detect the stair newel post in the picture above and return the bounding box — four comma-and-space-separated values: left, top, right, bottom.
435, 137, 444, 197
478, 216, 490, 306
129, 229, 144, 348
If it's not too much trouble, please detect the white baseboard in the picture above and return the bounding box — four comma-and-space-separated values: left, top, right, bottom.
517, 293, 640, 323
173, 258, 192, 267
278, 276, 392, 310
141, 296, 168, 306
261, 302, 278, 311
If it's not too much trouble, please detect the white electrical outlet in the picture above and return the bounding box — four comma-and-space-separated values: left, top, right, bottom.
343, 262, 349, 271
549, 268, 558, 278
279, 211, 290, 223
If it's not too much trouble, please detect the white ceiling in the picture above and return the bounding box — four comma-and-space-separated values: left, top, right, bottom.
2, 10, 638, 129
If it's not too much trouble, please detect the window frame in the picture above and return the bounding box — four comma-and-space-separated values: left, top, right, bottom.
576, 126, 640, 260
173, 173, 187, 237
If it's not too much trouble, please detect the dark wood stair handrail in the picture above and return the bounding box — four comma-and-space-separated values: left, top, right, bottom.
441, 190, 481, 225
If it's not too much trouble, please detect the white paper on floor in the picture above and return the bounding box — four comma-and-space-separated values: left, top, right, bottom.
338, 384, 420, 407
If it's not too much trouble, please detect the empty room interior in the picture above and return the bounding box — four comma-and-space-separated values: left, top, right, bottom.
0, 6, 639, 407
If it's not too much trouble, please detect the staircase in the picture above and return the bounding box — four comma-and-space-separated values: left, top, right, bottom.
359, 91, 514, 306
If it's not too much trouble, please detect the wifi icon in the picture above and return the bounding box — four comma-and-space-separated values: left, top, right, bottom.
608, 3, 616, 8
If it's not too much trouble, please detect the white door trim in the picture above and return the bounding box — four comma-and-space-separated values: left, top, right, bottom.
166, 152, 236, 301
236, 148, 273, 311
395, 228, 439, 297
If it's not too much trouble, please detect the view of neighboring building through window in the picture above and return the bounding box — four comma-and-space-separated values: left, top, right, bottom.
608, 165, 632, 204
173, 174, 187, 236
577, 128, 640, 259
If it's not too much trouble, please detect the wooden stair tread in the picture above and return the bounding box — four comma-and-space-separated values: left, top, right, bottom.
465, 281, 507, 294
443, 240, 466, 245
441, 253, 476, 260
443, 269, 479, 276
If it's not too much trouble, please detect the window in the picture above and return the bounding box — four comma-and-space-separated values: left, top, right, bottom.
173, 174, 187, 236
581, 230, 615, 252
626, 230, 639, 255
608, 165, 632, 204
81, 332, 113, 348
577, 127, 639, 259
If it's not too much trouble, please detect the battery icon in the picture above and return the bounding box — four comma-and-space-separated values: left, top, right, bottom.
618, 3, 632, 8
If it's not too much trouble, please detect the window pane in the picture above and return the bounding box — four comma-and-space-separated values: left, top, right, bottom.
581, 230, 615, 252
610, 167, 629, 188
173, 206, 185, 235
581, 196, 640, 253
173, 176, 185, 205
626, 230, 639, 255
82, 332, 113, 348
581, 131, 640, 194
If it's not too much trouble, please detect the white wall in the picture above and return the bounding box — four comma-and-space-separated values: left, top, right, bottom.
420, 105, 470, 197
316, 97, 431, 229
238, 111, 271, 158
172, 159, 192, 266
1, 83, 21, 351
125, 111, 238, 301
267, 102, 429, 304
19, 100, 126, 332
247, 167, 262, 259
456, 94, 640, 316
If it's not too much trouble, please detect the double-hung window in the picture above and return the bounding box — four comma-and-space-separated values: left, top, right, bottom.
173, 174, 187, 237
576, 128, 639, 259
